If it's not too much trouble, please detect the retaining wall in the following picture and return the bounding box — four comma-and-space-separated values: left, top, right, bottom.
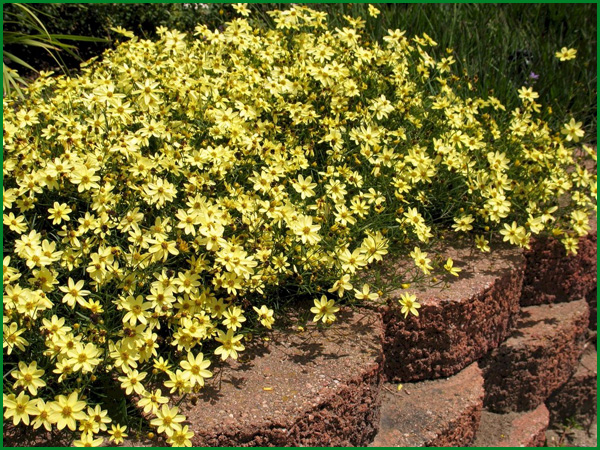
3, 228, 597, 447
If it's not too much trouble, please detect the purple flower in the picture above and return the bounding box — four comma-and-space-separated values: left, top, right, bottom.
529, 72, 539, 80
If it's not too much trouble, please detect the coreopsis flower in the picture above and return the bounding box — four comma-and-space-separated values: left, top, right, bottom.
108, 424, 129, 445
555, 47, 577, 61
214, 329, 245, 361
167, 424, 195, 447
180, 352, 213, 388
444, 258, 462, 277
3, 392, 38, 426
368, 4, 381, 18
311, 295, 340, 324
150, 405, 186, 437
12, 361, 46, 395
118, 369, 147, 395
561, 118, 585, 142
253, 305, 275, 329
73, 432, 104, 447
138, 389, 169, 415
499, 221, 527, 246
398, 293, 421, 318
354, 284, 380, 301
410, 247, 433, 275
48, 391, 87, 431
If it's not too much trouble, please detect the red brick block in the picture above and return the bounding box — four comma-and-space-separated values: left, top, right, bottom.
383, 242, 524, 382
481, 300, 589, 413
175, 307, 385, 447
370, 363, 483, 447
546, 345, 597, 427
473, 404, 549, 447
587, 287, 597, 329
521, 225, 597, 306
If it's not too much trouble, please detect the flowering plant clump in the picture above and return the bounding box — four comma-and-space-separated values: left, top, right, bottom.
2, 5, 596, 446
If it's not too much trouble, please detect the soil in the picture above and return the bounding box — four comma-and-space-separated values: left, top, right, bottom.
545, 417, 597, 447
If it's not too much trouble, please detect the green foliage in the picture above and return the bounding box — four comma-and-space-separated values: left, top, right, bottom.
6, 3, 594, 137
2, 3, 106, 98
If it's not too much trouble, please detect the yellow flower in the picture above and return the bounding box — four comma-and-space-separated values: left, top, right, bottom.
118, 369, 147, 396
67, 342, 102, 373
354, 284, 380, 301
222, 306, 247, 331
109, 26, 135, 39
368, 4, 381, 18
517, 86, 539, 102
452, 214, 475, 232
398, 293, 421, 318
108, 424, 129, 445
12, 361, 46, 395
164, 369, 192, 395
150, 404, 186, 437
121, 295, 153, 325
47, 202, 72, 225
180, 352, 213, 388
328, 274, 353, 298
499, 221, 527, 246
73, 432, 104, 447
292, 174, 317, 199
153, 356, 172, 373
252, 305, 275, 329
311, 295, 340, 324
561, 118, 584, 142
86, 405, 111, 432
138, 389, 168, 415
293, 215, 321, 245
232, 3, 251, 16
48, 391, 88, 431
475, 235, 490, 253
214, 329, 245, 361
32, 398, 53, 431
444, 258, 461, 277
3, 322, 29, 354
58, 278, 90, 308
3, 212, 28, 233
3, 392, 38, 426
410, 247, 433, 275
555, 47, 577, 61
167, 424, 195, 447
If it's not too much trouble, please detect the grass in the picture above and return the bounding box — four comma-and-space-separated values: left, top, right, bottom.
5, 3, 596, 140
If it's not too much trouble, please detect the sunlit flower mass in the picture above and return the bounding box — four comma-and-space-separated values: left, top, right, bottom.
2, 5, 596, 447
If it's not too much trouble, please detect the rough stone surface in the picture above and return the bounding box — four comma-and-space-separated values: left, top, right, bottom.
481, 299, 589, 413
370, 363, 483, 447
173, 307, 384, 447
472, 404, 549, 447
546, 345, 597, 427
587, 287, 597, 330
382, 241, 524, 382
521, 224, 597, 307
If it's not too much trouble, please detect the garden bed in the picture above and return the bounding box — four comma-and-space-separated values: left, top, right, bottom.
2, 5, 596, 447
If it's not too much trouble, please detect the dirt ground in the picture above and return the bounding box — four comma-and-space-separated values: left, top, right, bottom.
545, 417, 597, 447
